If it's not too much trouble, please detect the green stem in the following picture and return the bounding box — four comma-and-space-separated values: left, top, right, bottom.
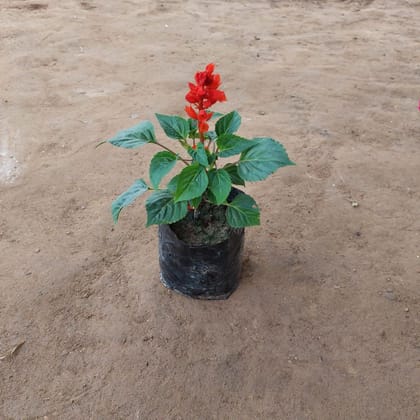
155, 141, 189, 166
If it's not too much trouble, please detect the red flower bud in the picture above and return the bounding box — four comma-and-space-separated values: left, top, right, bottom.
185, 105, 197, 119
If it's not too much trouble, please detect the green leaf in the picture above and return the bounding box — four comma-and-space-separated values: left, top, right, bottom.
111, 179, 149, 223
167, 174, 179, 193
211, 112, 224, 120
108, 121, 156, 149
155, 114, 189, 140
207, 150, 217, 167
149, 151, 178, 189
188, 118, 197, 132
223, 164, 245, 186
174, 164, 208, 202
146, 190, 188, 226
217, 134, 254, 158
226, 193, 260, 227
187, 143, 208, 167
206, 131, 217, 141
207, 169, 232, 205
215, 111, 241, 136
189, 196, 202, 208
238, 137, 295, 181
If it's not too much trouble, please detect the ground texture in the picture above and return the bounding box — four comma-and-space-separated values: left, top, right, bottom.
1, 0, 419, 418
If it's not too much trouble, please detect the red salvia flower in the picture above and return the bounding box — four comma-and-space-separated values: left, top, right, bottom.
197, 110, 213, 133
185, 105, 197, 119
185, 63, 226, 136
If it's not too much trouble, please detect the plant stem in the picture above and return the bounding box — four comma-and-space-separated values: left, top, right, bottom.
155, 141, 189, 166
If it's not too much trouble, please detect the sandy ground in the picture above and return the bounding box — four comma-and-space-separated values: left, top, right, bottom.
1, 0, 419, 418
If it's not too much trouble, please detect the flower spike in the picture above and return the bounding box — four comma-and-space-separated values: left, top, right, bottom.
185, 63, 226, 136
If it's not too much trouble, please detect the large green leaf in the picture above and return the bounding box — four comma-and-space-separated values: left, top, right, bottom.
146, 190, 188, 226
217, 134, 254, 157
149, 151, 177, 189
187, 143, 208, 167
155, 114, 189, 140
207, 169, 232, 205
111, 179, 149, 223
108, 121, 156, 149
167, 174, 179, 193
223, 164, 245, 186
238, 137, 294, 181
226, 193, 260, 227
215, 111, 241, 136
174, 164, 208, 202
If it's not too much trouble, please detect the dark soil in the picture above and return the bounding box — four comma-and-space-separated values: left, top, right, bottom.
170, 201, 235, 246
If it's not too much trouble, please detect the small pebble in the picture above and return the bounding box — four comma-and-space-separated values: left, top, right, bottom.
351, 201, 359, 208
35, 248, 41, 253
258, 110, 266, 115
404, 307, 409, 312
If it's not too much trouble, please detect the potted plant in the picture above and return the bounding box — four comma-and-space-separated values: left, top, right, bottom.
101, 63, 294, 299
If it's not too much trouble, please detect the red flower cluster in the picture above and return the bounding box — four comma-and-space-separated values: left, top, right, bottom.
185, 63, 226, 135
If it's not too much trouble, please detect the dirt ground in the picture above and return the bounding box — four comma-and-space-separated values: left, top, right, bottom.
1, 0, 419, 418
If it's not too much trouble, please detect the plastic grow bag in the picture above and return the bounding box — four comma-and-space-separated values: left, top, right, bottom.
158, 189, 245, 301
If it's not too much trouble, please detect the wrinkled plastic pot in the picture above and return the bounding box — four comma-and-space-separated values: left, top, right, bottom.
158, 221, 245, 300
